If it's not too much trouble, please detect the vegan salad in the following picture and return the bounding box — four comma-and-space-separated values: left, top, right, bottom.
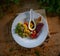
15, 16, 44, 39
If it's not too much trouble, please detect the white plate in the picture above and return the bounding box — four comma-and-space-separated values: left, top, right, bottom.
11, 11, 49, 48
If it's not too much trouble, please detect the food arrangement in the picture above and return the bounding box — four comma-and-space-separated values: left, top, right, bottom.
15, 16, 44, 39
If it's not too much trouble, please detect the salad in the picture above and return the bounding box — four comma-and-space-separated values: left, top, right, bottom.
15, 16, 44, 39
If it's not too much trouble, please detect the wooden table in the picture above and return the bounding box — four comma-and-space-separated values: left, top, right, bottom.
0, 9, 60, 56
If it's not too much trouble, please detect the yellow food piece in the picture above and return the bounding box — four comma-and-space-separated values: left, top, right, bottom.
30, 22, 34, 28
23, 33, 29, 37
24, 29, 30, 34
25, 33, 29, 37
26, 30, 30, 33
23, 24, 27, 29
23, 23, 30, 34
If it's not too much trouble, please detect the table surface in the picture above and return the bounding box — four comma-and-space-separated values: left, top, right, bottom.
0, 9, 60, 56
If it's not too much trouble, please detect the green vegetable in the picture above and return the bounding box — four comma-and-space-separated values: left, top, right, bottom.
37, 0, 60, 15
15, 23, 24, 37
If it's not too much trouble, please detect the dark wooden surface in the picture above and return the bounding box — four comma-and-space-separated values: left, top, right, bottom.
0, 8, 60, 56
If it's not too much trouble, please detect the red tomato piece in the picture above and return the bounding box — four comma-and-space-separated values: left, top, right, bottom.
30, 31, 37, 38
24, 22, 28, 26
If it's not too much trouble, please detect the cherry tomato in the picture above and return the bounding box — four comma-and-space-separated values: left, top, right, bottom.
30, 30, 37, 38
33, 30, 36, 34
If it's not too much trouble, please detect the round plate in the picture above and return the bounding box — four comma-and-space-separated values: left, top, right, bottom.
11, 11, 49, 48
